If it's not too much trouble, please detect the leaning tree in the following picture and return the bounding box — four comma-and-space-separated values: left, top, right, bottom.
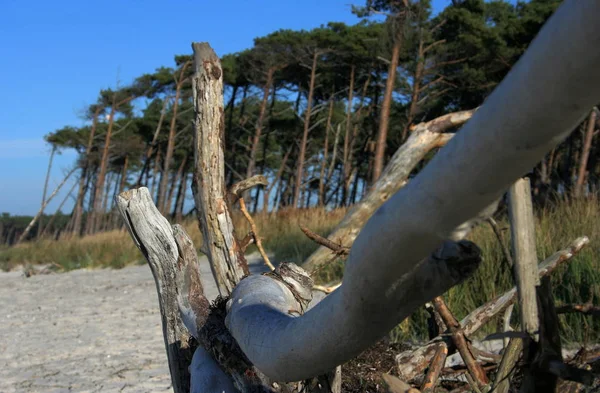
116, 1, 600, 392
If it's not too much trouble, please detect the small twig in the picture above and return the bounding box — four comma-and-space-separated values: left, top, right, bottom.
239, 232, 255, 253
238, 197, 274, 271
299, 225, 349, 256
313, 282, 341, 294
556, 303, 600, 317
229, 175, 274, 270
487, 217, 514, 267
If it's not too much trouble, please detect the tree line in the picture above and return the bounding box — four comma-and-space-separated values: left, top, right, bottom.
15, 0, 597, 242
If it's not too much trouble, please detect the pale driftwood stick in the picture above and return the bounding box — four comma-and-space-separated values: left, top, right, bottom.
302, 109, 475, 271
397, 237, 589, 382
509, 178, 540, 342
191, 42, 249, 296
17, 167, 77, 244
432, 297, 489, 389
116, 187, 213, 393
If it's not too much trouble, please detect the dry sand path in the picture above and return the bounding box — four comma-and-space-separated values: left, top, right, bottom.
0, 255, 268, 393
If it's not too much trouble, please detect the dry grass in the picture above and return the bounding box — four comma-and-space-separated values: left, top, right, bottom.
1, 197, 597, 342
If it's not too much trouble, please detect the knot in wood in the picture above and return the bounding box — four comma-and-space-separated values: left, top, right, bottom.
263, 263, 314, 312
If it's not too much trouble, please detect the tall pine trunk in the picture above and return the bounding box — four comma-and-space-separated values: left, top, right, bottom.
90, 95, 133, 234
373, 27, 403, 182
137, 97, 170, 187
575, 110, 597, 197
167, 156, 188, 213
72, 106, 102, 236
318, 96, 335, 206
293, 52, 319, 208
158, 61, 191, 214
246, 68, 274, 180
37, 145, 56, 239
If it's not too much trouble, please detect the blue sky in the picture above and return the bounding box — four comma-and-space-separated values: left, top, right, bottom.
0, 0, 448, 215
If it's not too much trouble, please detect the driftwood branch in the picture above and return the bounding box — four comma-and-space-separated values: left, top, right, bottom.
302, 109, 476, 271
227, 240, 482, 382
228, 0, 600, 381
397, 237, 589, 382
238, 196, 275, 270
116, 187, 210, 393
191, 42, 249, 296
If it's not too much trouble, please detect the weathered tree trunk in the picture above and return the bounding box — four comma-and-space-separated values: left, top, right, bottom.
373, 23, 404, 183
191, 42, 249, 296
574, 109, 596, 197
158, 62, 191, 214
293, 52, 319, 208
116, 3, 600, 389
303, 109, 476, 270
37, 145, 56, 239
116, 188, 205, 393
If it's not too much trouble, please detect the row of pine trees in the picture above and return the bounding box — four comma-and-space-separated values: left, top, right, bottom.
23, 0, 597, 242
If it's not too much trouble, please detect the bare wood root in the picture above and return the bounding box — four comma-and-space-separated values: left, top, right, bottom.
116, 187, 210, 393
397, 237, 589, 382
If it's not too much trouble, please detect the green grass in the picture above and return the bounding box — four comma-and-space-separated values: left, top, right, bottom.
1, 197, 598, 343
